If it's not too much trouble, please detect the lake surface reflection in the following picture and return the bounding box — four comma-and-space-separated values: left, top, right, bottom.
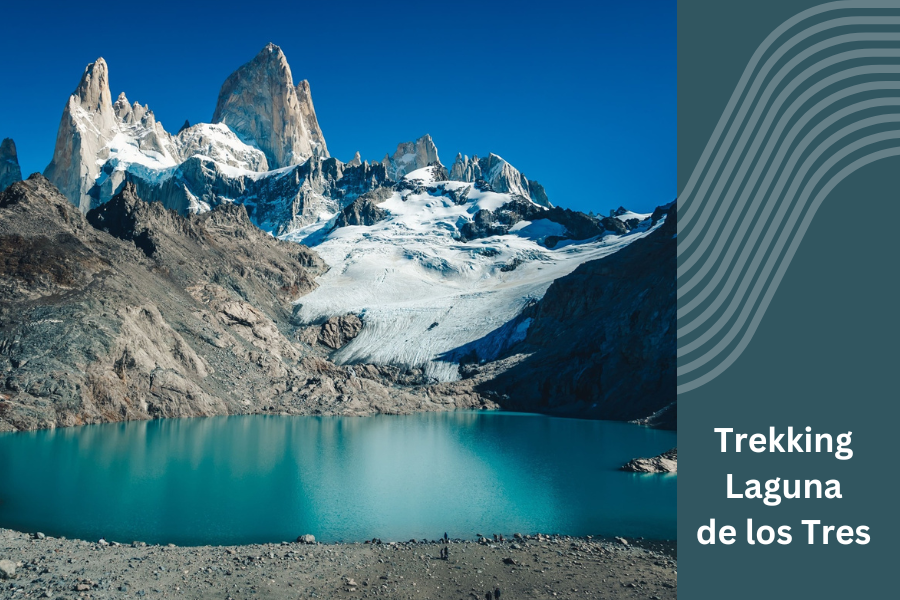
0, 411, 676, 545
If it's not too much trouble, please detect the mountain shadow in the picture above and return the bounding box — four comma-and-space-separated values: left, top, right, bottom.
458, 204, 676, 428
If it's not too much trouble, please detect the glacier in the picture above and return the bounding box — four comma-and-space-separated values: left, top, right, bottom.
285, 167, 665, 381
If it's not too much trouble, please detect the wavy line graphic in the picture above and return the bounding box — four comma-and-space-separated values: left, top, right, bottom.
677, 1, 900, 394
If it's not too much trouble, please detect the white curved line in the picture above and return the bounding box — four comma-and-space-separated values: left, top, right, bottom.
678, 145, 900, 393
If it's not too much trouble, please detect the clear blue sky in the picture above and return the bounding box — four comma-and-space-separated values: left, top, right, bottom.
0, 0, 674, 215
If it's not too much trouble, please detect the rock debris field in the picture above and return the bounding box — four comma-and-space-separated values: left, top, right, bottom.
0, 528, 676, 600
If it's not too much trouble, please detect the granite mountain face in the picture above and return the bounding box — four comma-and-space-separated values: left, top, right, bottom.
212, 43, 328, 169
0, 44, 675, 431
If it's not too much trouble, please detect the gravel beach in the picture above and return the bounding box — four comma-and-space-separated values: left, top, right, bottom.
0, 528, 676, 600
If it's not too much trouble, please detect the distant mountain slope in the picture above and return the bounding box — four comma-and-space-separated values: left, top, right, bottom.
0, 138, 22, 192
472, 205, 676, 427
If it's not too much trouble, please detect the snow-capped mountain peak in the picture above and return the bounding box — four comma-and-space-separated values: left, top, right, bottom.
383, 134, 442, 180
73, 57, 115, 122
611, 206, 652, 224
44, 57, 179, 212
212, 43, 328, 169
450, 151, 551, 208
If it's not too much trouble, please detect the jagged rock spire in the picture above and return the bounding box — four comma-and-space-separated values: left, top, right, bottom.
212, 43, 328, 169
44, 57, 117, 212
450, 153, 481, 183
72, 58, 115, 124
449, 151, 551, 208
0, 138, 23, 192
384, 134, 441, 179
45, 57, 178, 212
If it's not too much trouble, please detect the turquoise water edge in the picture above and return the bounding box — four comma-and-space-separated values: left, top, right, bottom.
0, 411, 676, 546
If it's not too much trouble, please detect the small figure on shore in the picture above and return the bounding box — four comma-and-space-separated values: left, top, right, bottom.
443, 532, 448, 543
485, 591, 493, 600
494, 587, 502, 599
440, 546, 449, 560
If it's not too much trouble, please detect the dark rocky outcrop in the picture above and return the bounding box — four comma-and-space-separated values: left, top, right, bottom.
331, 188, 391, 229
0, 176, 493, 432
125, 154, 391, 235
458, 196, 635, 246
458, 206, 516, 241
0, 138, 23, 192
87, 182, 168, 257
472, 205, 676, 427
621, 448, 677, 473
433, 183, 471, 205
299, 315, 363, 350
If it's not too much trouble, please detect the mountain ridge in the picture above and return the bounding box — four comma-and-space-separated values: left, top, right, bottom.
0, 175, 674, 431
0, 175, 493, 431
39, 45, 559, 233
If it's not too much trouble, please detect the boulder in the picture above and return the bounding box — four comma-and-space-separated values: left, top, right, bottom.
0, 559, 16, 579
621, 448, 677, 473
331, 188, 390, 229
318, 315, 363, 350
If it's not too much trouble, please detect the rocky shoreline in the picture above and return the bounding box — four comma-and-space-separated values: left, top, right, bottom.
621, 449, 677, 474
0, 528, 676, 599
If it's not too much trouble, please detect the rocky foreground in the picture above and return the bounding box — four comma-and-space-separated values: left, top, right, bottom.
0, 528, 676, 600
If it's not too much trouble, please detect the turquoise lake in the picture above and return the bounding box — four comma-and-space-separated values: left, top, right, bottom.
0, 411, 676, 545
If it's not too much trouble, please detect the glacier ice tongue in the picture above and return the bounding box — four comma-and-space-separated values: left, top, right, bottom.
288, 179, 664, 381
